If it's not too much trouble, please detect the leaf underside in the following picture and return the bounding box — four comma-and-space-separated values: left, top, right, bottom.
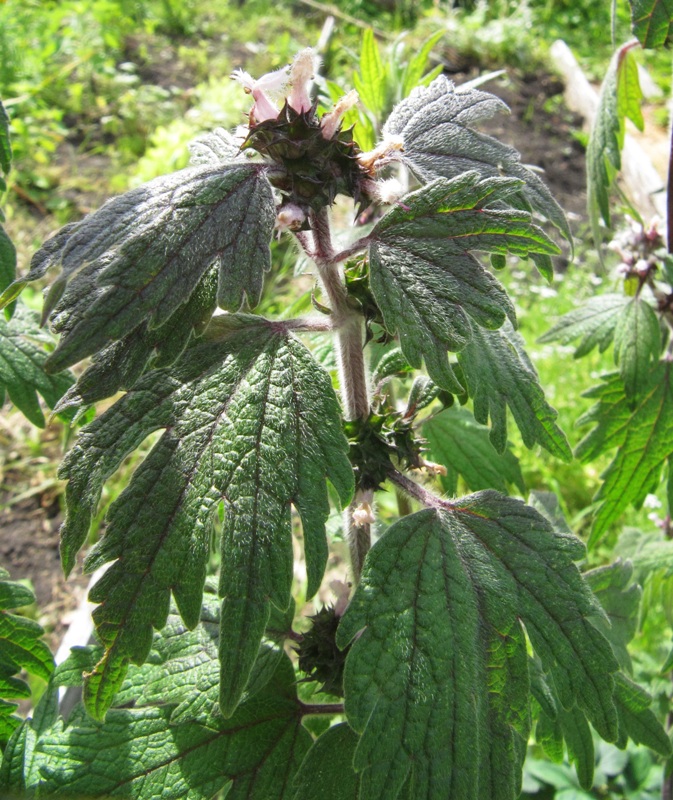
337, 493, 620, 800
58, 321, 352, 719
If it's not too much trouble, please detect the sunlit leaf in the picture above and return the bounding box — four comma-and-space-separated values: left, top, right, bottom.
367, 173, 559, 393
383, 75, 571, 249
576, 362, 673, 546
58, 320, 352, 718
338, 494, 619, 800
629, 0, 673, 47
539, 293, 629, 358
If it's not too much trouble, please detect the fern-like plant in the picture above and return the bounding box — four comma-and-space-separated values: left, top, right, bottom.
0, 44, 670, 800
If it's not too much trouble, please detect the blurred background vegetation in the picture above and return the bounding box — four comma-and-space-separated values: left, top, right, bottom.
2, 2, 673, 796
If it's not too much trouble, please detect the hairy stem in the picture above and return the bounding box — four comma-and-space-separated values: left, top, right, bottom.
388, 467, 452, 512
309, 208, 371, 580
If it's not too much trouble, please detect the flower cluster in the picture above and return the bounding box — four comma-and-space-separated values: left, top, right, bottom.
232, 49, 402, 225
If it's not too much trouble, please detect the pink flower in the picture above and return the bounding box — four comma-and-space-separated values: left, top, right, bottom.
321, 90, 359, 139
287, 48, 319, 114
231, 65, 289, 123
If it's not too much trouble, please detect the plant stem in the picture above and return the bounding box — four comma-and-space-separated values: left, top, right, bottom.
299, 701, 345, 716
309, 208, 371, 580
388, 467, 452, 512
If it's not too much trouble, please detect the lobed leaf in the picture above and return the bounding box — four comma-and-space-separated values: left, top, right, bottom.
354, 29, 386, 118
1, 163, 275, 372
0, 305, 73, 427
587, 43, 644, 237
629, 0, 673, 48
0, 568, 54, 745
538, 293, 629, 358
584, 560, 641, 671
423, 406, 525, 496
35, 655, 312, 800
337, 494, 619, 800
367, 173, 558, 394
457, 322, 571, 459
576, 362, 673, 546
58, 320, 352, 718
383, 75, 571, 248
613, 295, 662, 401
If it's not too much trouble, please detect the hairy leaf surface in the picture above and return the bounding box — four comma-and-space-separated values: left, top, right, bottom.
2, 163, 275, 371
629, 0, 673, 47
383, 75, 571, 247
613, 296, 661, 400
576, 363, 673, 546
293, 723, 361, 800
36, 655, 312, 800
587, 43, 643, 235
337, 494, 619, 800
458, 322, 571, 459
538, 293, 629, 358
423, 407, 525, 496
367, 173, 558, 392
58, 321, 352, 718
56, 266, 219, 410
0, 306, 73, 426
0, 568, 54, 745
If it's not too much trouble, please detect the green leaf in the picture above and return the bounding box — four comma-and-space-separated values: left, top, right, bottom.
584, 560, 641, 671
0, 304, 73, 427
423, 406, 525, 496
383, 76, 571, 248
36, 655, 312, 800
4, 163, 275, 372
613, 672, 672, 755
557, 705, 595, 791
402, 31, 445, 97
0, 99, 11, 175
293, 723, 361, 800
58, 322, 352, 718
458, 322, 572, 459
629, 0, 673, 47
539, 293, 629, 358
55, 266, 219, 411
0, 225, 16, 295
576, 362, 673, 546
0, 568, 54, 745
337, 494, 619, 800
112, 591, 295, 726
613, 296, 661, 400
354, 29, 386, 118
367, 173, 559, 393
587, 43, 644, 235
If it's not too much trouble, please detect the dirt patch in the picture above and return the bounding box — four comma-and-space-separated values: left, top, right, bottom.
464, 69, 589, 227
0, 421, 87, 651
